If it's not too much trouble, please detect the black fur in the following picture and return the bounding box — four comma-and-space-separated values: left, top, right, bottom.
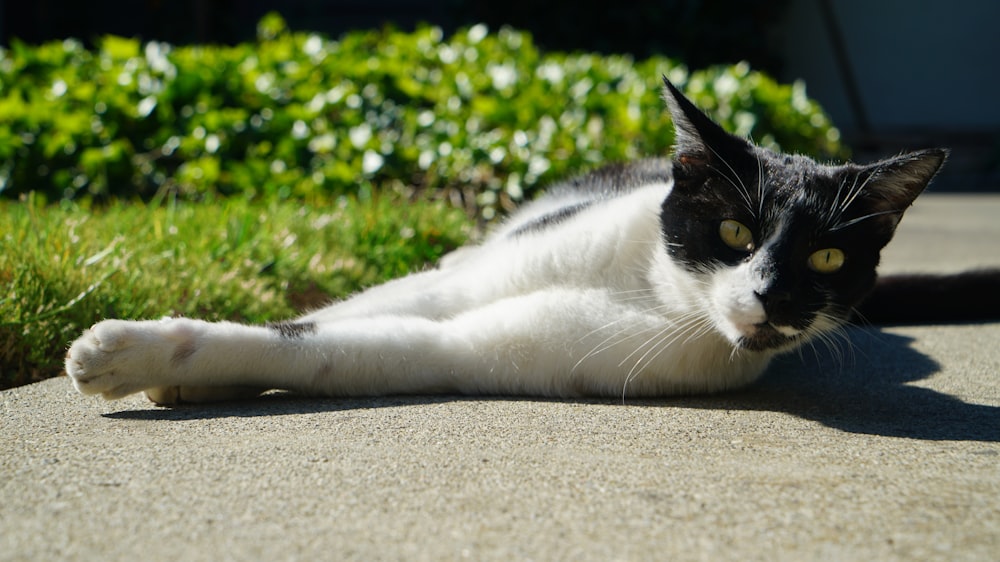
510, 201, 595, 237
657, 78, 951, 345
559, 158, 673, 196
266, 321, 318, 339
858, 270, 1000, 325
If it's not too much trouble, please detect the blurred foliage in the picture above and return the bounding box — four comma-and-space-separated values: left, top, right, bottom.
0, 13, 844, 219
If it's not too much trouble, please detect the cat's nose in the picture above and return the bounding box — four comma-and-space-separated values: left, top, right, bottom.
754, 289, 794, 321
754, 289, 791, 306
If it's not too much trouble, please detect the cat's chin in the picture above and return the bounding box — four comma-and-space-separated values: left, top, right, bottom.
736, 323, 799, 352
721, 321, 802, 353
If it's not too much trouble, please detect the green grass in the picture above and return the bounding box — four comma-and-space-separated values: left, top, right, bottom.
0, 193, 472, 389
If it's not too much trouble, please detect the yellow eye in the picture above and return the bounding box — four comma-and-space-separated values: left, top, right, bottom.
808, 248, 845, 273
719, 219, 754, 251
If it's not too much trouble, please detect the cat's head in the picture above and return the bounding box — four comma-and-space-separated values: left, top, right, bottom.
658, 78, 946, 352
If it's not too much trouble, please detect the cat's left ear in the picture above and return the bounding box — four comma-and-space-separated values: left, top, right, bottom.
858, 148, 948, 220
661, 77, 751, 169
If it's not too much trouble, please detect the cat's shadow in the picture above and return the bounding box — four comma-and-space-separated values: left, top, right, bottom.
106, 328, 999, 442
657, 327, 999, 442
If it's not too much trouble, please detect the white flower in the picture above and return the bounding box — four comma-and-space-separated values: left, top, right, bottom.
349, 124, 372, 148
362, 150, 384, 175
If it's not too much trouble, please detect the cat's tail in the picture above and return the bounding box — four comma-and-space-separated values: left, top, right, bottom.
854, 269, 1000, 325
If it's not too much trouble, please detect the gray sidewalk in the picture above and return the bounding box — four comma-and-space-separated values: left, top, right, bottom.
3, 194, 999, 561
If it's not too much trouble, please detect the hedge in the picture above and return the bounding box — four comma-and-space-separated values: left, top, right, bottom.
0, 13, 844, 219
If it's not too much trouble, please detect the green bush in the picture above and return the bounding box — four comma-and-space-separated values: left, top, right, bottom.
0, 14, 844, 219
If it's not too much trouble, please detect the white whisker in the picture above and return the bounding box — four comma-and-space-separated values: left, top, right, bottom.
571, 302, 687, 373
619, 313, 713, 401
705, 143, 757, 218
840, 166, 879, 215
756, 148, 765, 219
831, 209, 901, 231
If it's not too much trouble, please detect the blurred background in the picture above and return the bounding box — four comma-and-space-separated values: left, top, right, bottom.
2, 0, 997, 191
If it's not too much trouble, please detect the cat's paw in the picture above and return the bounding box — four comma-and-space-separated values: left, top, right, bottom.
65, 320, 148, 399
65, 319, 195, 400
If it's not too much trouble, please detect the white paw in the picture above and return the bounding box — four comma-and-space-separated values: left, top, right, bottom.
65, 318, 198, 400
65, 320, 148, 399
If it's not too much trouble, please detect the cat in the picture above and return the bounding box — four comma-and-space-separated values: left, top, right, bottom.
65, 78, 949, 404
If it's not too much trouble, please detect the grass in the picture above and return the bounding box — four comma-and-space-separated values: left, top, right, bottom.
0, 192, 472, 389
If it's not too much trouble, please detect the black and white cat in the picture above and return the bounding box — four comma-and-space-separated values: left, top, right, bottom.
66, 79, 949, 404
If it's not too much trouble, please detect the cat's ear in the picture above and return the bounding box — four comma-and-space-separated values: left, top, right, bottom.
842, 148, 948, 232
860, 148, 948, 214
661, 77, 750, 169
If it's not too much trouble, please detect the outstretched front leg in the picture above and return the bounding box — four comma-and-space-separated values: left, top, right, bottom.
65, 288, 743, 403
66, 318, 302, 403
65, 314, 474, 404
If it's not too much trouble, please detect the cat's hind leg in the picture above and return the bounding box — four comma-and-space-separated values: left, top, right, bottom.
143, 385, 266, 405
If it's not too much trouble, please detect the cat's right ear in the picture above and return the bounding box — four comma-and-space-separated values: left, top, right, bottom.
661, 77, 749, 171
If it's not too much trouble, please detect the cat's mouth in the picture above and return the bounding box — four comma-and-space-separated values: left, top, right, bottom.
735, 322, 801, 352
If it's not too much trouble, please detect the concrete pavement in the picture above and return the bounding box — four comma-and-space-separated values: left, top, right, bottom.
3, 194, 999, 561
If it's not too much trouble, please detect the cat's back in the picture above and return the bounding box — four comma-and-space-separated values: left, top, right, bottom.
490, 158, 674, 240
438, 158, 673, 271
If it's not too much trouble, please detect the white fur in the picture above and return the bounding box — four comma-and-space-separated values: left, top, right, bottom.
66, 181, 784, 403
